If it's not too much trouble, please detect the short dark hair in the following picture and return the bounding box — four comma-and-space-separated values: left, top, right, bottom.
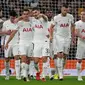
32, 7, 40, 11
9, 10, 17, 17
61, 3, 68, 8
22, 7, 30, 12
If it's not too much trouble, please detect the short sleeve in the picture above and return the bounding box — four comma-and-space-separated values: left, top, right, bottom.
71, 15, 74, 24
75, 22, 79, 30
52, 16, 57, 25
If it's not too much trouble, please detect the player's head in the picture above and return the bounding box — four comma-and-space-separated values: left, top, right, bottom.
22, 8, 30, 21
0, 7, 2, 18
45, 9, 54, 21
32, 7, 40, 18
61, 4, 68, 16
80, 11, 85, 21
9, 10, 17, 23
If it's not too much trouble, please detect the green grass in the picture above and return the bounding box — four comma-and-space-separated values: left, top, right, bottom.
0, 76, 85, 85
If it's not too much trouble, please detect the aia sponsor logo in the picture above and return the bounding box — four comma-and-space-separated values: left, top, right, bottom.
60, 23, 69, 27
35, 24, 43, 29
23, 28, 32, 32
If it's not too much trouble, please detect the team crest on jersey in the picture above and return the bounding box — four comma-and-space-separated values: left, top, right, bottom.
60, 23, 69, 27
23, 28, 32, 32
35, 24, 43, 29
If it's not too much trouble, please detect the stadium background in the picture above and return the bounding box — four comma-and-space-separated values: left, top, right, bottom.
0, 0, 85, 76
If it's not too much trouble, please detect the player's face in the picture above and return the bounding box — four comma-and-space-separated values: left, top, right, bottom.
10, 16, 16, 23
61, 7, 68, 16
22, 11, 29, 20
45, 11, 53, 19
81, 12, 85, 20
32, 10, 40, 17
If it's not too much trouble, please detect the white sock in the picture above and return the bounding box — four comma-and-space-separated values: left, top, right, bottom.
54, 59, 58, 74
57, 58, 63, 79
15, 60, 21, 78
5, 61, 10, 77
21, 63, 25, 77
76, 62, 81, 77
21, 63, 29, 78
29, 61, 34, 76
41, 62, 46, 78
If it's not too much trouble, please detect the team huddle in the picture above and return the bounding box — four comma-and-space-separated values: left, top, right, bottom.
0, 4, 85, 82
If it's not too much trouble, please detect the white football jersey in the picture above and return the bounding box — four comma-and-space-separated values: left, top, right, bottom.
2, 19, 18, 45
33, 18, 48, 42
18, 20, 33, 45
75, 20, 85, 44
53, 13, 74, 38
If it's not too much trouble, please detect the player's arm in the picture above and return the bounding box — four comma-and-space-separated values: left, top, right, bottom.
49, 16, 56, 41
5, 30, 17, 49
70, 15, 76, 44
0, 30, 11, 35
75, 28, 80, 37
41, 14, 48, 22
37, 14, 48, 22
75, 25, 84, 39
1, 34, 6, 49
71, 23, 75, 38
14, 16, 23, 23
0, 22, 11, 36
49, 24, 55, 41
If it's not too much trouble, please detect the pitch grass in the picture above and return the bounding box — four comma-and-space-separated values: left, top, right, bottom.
0, 76, 85, 85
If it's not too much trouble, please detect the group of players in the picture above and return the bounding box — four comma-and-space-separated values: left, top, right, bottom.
0, 3, 85, 82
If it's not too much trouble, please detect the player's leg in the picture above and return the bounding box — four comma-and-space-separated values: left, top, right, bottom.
53, 57, 58, 80
53, 35, 64, 80
33, 43, 42, 80
76, 44, 84, 81
26, 43, 34, 80
56, 38, 70, 80
13, 45, 21, 80
41, 56, 47, 82
20, 45, 29, 82
55, 36, 65, 80
52, 39, 58, 80
41, 41, 50, 82
5, 57, 10, 80
28, 59, 35, 79
57, 38, 71, 80
4, 45, 12, 80
50, 37, 58, 80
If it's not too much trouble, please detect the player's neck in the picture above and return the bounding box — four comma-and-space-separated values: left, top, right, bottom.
10, 20, 15, 23
61, 13, 67, 17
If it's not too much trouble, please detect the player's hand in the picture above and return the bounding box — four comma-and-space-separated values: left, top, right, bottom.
5, 30, 12, 35
14, 16, 23, 23
5, 44, 8, 50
